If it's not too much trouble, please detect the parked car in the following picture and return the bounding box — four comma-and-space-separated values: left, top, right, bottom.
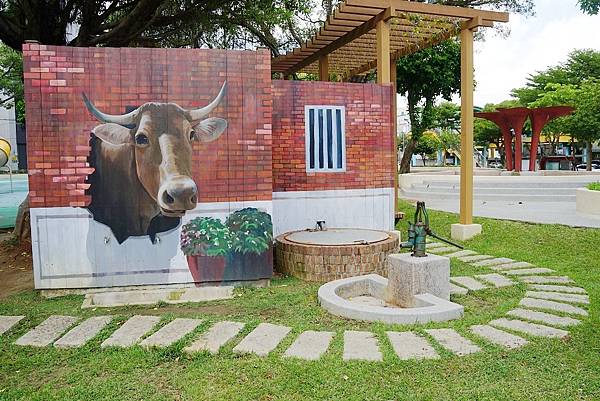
576, 163, 600, 171
488, 160, 503, 169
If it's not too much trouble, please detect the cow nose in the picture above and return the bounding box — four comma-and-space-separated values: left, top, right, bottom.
159, 178, 198, 211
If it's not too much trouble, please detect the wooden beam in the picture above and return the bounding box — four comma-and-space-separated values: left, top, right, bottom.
319, 55, 329, 81
376, 18, 391, 84
390, 56, 398, 216
459, 25, 474, 225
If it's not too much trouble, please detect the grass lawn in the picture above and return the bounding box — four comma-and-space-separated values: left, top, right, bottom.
0, 199, 599, 400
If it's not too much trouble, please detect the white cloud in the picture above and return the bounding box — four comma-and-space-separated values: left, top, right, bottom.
474, 0, 600, 106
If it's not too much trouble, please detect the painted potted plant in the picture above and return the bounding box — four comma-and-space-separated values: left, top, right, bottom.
180, 217, 232, 284
225, 208, 273, 280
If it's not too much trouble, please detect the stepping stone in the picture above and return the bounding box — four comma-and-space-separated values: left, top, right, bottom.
184, 321, 245, 354
470, 325, 528, 349
525, 291, 589, 305
520, 298, 588, 316
54, 316, 112, 348
529, 285, 586, 294
450, 276, 487, 291
386, 331, 439, 360
475, 273, 514, 288
458, 254, 494, 263
15, 315, 78, 347
101, 315, 160, 348
233, 323, 291, 357
520, 276, 573, 284
0, 316, 25, 335
284, 330, 334, 361
489, 261, 534, 271
425, 242, 447, 249
425, 328, 480, 356
507, 308, 580, 327
428, 246, 458, 254
343, 331, 382, 361
471, 257, 514, 267
450, 283, 468, 295
139, 318, 202, 348
489, 318, 569, 338
441, 250, 477, 259
504, 268, 554, 276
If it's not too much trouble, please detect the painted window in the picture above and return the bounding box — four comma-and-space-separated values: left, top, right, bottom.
305, 105, 346, 172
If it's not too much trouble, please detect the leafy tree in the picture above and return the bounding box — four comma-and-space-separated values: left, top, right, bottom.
437, 129, 461, 165
578, 0, 600, 14
432, 101, 461, 130
396, 39, 461, 173
0, 43, 23, 123
414, 132, 440, 166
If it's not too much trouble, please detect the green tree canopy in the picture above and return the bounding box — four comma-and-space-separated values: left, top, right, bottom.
0, 43, 23, 123
578, 0, 600, 14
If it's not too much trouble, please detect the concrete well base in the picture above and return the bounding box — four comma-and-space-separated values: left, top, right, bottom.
385, 253, 450, 307
451, 223, 482, 241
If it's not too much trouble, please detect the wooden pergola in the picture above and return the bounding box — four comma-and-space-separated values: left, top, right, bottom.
272, 0, 509, 235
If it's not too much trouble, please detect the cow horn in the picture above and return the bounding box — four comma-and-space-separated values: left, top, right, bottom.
187, 81, 227, 121
81, 93, 139, 125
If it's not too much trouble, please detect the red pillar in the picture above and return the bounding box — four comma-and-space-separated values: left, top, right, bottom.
529, 106, 575, 171
501, 128, 513, 171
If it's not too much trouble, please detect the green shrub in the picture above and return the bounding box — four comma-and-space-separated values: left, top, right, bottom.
587, 182, 600, 191
226, 208, 273, 255
180, 217, 232, 256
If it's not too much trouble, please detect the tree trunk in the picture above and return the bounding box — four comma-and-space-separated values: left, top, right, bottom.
587, 141, 593, 171
13, 194, 30, 243
399, 138, 417, 174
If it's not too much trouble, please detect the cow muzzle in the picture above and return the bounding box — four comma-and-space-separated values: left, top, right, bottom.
158, 177, 198, 217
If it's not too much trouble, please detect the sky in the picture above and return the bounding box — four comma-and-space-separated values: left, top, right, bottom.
473, 0, 600, 106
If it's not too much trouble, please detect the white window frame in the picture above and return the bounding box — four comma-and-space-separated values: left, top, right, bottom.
304, 105, 346, 173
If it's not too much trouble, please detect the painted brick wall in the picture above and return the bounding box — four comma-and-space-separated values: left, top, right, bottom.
22, 43, 272, 208
271, 80, 395, 192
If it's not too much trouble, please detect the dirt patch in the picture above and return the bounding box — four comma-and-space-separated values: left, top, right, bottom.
0, 233, 34, 298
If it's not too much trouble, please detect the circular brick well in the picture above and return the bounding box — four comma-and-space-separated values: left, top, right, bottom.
274, 229, 399, 282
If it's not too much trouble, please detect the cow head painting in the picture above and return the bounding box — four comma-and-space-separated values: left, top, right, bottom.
82, 82, 228, 244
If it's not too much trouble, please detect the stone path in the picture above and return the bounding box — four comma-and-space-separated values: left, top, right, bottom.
343, 331, 382, 361
140, 318, 202, 348
429, 246, 459, 254
101, 315, 160, 348
15, 315, 78, 347
0, 247, 590, 363
233, 323, 291, 357
54, 316, 112, 348
184, 321, 245, 354
284, 330, 334, 361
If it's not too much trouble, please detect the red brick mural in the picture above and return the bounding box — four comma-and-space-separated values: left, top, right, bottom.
271, 80, 395, 192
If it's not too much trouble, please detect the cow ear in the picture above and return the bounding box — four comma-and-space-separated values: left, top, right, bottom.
193, 117, 227, 143
92, 124, 133, 145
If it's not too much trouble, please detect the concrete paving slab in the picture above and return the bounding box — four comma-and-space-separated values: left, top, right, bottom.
450, 283, 468, 295
520, 297, 588, 316
507, 308, 581, 327
0, 316, 25, 335
101, 315, 160, 348
470, 324, 528, 349
475, 273, 514, 288
386, 331, 439, 360
139, 318, 202, 348
184, 321, 245, 354
233, 323, 291, 357
425, 328, 480, 356
529, 285, 586, 294
15, 315, 78, 347
520, 276, 574, 284
489, 318, 569, 338
504, 268, 555, 276
525, 291, 590, 304
284, 331, 334, 361
457, 254, 494, 263
450, 276, 487, 291
428, 246, 458, 254
343, 331, 382, 361
54, 316, 112, 348
441, 250, 477, 259
425, 242, 447, 249
471, 257, 514, 267
489, 261, 534, 271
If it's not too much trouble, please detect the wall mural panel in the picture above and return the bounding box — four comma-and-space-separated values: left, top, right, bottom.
23, 44, 273, 289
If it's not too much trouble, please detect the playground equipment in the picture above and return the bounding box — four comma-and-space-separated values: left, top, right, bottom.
0, 136, 13, 192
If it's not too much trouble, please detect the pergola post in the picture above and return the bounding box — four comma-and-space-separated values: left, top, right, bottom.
319, 55, 329, 81
452, 20, 482, 241
376, 19, 391, 84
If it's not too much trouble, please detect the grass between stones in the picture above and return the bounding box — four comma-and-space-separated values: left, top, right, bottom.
0, 199, 599, 400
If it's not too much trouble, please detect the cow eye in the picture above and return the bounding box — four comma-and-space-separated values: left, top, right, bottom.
135, 134, 149, 145
189, 130, 197, 141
